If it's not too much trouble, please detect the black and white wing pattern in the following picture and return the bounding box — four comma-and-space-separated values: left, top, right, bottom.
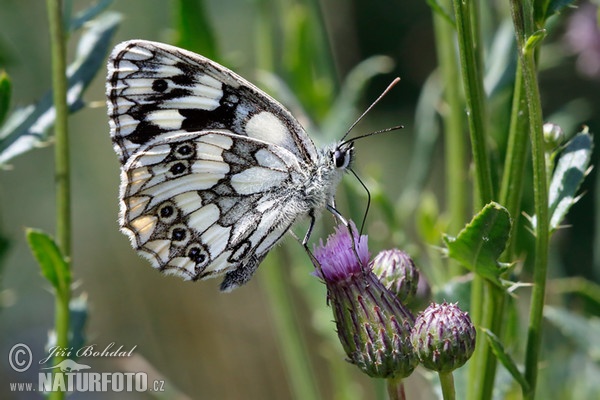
106, 40, 352, 291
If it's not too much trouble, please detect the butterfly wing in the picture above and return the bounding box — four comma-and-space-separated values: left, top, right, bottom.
120, 130, 310, 291
106, 40, 318, 165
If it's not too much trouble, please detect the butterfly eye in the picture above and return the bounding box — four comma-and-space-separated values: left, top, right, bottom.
333, 149, 351, 169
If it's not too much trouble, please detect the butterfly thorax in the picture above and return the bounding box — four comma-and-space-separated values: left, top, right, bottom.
303, 142, 353, 211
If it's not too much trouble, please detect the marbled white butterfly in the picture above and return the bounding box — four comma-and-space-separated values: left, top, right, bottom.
107, 40, 367, 292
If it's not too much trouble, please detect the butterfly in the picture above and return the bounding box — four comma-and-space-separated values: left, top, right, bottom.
106, 40, 355, 291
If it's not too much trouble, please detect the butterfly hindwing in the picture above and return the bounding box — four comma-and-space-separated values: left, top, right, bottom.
107, 40, 318, 165
120, 130, 308, 289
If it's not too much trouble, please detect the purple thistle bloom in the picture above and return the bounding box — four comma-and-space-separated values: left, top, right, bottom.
313, 222, 418, 379
313, 221, 370, 282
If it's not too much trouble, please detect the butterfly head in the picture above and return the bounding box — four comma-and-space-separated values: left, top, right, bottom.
332, 141, 354, 171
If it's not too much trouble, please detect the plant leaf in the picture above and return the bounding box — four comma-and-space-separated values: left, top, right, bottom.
70, 0, 114, 32
172, 0, 218, 61
426, 0, 455, 29
0, 70, 11, 127
524, 29, 547, 55
443, 202, 512, 286
548, 129, 593, 231
0, 11, 121, 165
546, 0, 577, 19
544, 306, 600, 362
482, 328, 530, 394
26, 229, 71, 298
319, 55, 394, 141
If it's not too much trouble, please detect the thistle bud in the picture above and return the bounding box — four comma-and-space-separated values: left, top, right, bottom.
371, 249, 419, 303
313, 223, 418, 379
410, 302, 476, 372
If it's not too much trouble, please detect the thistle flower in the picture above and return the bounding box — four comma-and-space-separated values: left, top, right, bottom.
410, 302, 476, 373
371, 249, 419, 303
313, 222, 418, 379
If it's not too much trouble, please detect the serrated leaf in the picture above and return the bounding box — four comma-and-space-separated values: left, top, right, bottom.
173, 0, 218, 61
547, 129, 593, 231
0, 11, 121, 165
26, 229, 71, 297
544, 306, 600, 361
482, 328, 530, 393
443, 202, 512, 286
0, 70, 11, 126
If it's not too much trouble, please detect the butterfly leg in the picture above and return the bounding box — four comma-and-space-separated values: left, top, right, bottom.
325, 204, 367, 270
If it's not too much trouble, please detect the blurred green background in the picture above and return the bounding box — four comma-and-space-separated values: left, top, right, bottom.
1, 0, 599, 399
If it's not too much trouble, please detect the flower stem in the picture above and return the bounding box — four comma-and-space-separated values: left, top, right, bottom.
386, 376, 406, 400
432, 0, 467, 277
500, 62, 529, 257
439, 371, 456, 400
261, 249, 321, 400
451, 0, 494, 206
509, 1, 549, 398
46, 0, 71, 399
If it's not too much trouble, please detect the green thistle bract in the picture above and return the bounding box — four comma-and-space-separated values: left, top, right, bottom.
314, 223, 418, 379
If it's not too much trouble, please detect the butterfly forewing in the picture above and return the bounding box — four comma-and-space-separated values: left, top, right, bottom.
107, 40, 350, 291
107, 40, 318, 164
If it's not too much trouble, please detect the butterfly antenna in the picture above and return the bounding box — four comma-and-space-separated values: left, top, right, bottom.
340, 124, 404, 148
340, 77, 401, 143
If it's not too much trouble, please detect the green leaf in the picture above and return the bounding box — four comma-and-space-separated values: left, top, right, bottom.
70, 0, 114, 32
443, 202, 512, 286
0, 70, 11, 126
26, 229, 71, 298
482, 328, 530, 394
550, 129, 593, 230
173, 0, 218, 61
546, 0, 577, 19
544, 306, 600, 362
523, 29, 547, 55
0, 11, 121, 165
426, 0, 455, 30
320, 55, 394, 141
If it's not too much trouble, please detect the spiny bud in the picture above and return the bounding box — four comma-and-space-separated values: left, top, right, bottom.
410, 302, 476, 372
313, 222, 418, 379
371, 249, 419, 303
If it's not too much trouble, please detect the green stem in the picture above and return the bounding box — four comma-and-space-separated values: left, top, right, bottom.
439, 371, 456, 400
386, 376, 406, 400
451, 1, 496, 398
509, 2, 549, 398
260, 249, 321, 400
46, 0, 71, 399
451, 0, 494, 206
466, 273, 483, 400
432, 0, 467, 277
500, 62, 529, 257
